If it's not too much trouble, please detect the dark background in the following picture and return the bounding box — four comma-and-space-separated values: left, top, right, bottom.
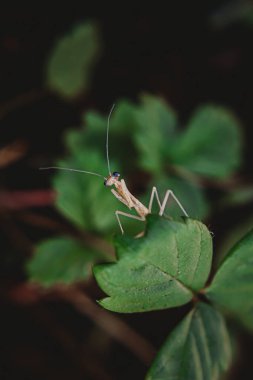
1, 3, 253, 379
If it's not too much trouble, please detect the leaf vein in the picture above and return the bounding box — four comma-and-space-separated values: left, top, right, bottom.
146, 261, 191, 292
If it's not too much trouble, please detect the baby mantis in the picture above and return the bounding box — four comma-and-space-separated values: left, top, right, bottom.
41, 105, 188, 234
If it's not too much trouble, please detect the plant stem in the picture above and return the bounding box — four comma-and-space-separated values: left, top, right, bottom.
55, 285, 156, 366
0, 89, 48, 119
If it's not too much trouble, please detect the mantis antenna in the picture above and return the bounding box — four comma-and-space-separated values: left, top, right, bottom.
39, 167, 106, 179
40, 104, 116, 179
106, 103, 115, 175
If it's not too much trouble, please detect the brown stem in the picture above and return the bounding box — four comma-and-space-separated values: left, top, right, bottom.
17, 211, 70, 232
0, 89, 48, 119
24, 300, 112, 380
0, 140, 28, 168
0, 189, 55, 210
55, 285, 156, 366
10, 283, 156, 366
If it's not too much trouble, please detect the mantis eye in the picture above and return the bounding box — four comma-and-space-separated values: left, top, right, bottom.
113, 171, 120, 177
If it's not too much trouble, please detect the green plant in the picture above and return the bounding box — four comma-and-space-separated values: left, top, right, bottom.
26, 21, 253, 379
94, 216, 253, 379
28, 213, 253, 379
27, 94, 253, 379
46, 21, 101, 98
47, 94, 242, 236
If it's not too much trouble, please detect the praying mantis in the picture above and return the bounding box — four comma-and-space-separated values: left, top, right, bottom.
41, 105, 188, 234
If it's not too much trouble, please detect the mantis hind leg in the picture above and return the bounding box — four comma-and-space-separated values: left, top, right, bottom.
148, 186, 188, 217
159, 189, 189, 217
148, 187, 162, 213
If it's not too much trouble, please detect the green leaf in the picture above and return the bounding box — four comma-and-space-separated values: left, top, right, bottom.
134, 94, 178, 173
27, 237, 101, 286
206, 229, 253, 331
146, 302, 232, 380
170, 105, 242, 178
94, 216, 212, 312
142, 176, 208, 220
46, 22, 101, 98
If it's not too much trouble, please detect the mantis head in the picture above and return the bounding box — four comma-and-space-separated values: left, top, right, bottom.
104, 172, 120, 187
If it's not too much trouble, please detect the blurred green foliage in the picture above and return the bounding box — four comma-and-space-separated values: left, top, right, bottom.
46, 22, 101, 98
133, 94, 178, 173
221, 186, 253, 207
210, 0, 253, 29
169, 105, 242, 178
27, 237, 102, 286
